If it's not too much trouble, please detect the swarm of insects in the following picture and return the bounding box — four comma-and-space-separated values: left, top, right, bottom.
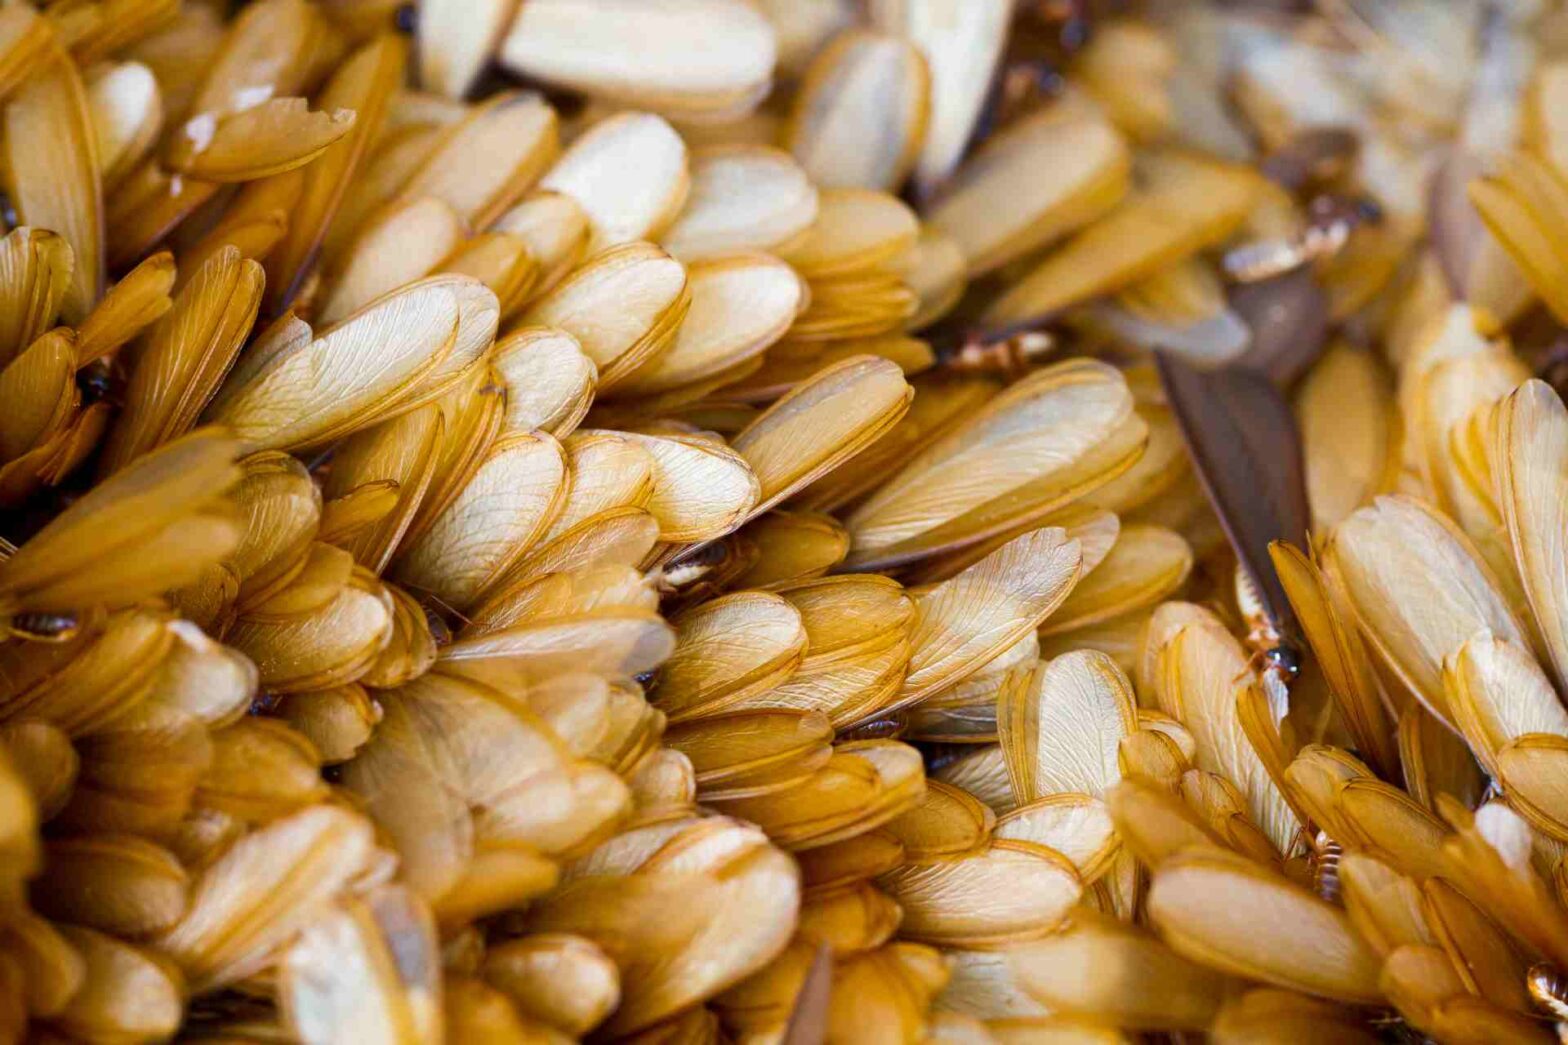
5, 0, 1568, 1042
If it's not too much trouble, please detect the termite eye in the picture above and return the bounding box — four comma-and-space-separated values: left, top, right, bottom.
1265, 645, 1302, 680
1355, 198, 1383, 223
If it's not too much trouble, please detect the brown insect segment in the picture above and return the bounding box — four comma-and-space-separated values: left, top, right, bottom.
1224, 195, 1383, 284
421, 604, 453, 646
5, 611, 80, 642
931, 318, 1056, 380
662, 539, 731, 586
1311, 830, 1343, 904
1022, 0, 1094, 50
1236, 563, 1304, 685
838, 714, 909, 742
77, 358, 115, 405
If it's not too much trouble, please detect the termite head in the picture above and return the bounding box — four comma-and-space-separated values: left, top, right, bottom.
1263, 642, 1303, 683
78, 359, 115, 405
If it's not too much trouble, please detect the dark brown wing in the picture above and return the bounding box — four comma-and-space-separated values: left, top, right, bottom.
780, 944, 833, 1045
1156, 352, 1308, 651
1230, 267, 1329, 387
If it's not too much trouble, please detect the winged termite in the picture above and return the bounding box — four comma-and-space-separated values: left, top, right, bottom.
0, 229, 73, 371
710, 739, 925, 850
984, 152, 1263, 324
226, 565, 394, 692
50, 925, 182, 1043
0, 720, 76, 818
729, 354, 911, 521
845, 359, 1138, 571
996, 794, 1119, 886
441, 232, 539, 321
1269, 541, 1399, 781
101, 248, 263, 474
393, 431, 568, 609
541, 112, 691, 254
1040, 525, 1192, 636
34, 834, 188, 937
280, 883, 442, 1045
1156, 352, 1309, 683
499, 0, 776, 123
864, 0, 1009, 200
0, 430, 240, 629
1009, 911, 1233, 1030
928, 324, 1056, 382
1294, 341, 1395, 535
521, 241, 689, 390
168, 98, 356, 184
779, 187, 917, 281
316, 195, 467, 326
4, 45, 102, 327
1148, 848, 1383, 1004
398, 90, 559, 230
0, 330, 78, 467
1456, 149, 1565, 324
529, 825, 799, 1035
210, 276, 498, 452
899, 526, 1082, 711
611, 253, 805, 400
18, 3, 1568, 1039
731, 511, 849, 590
666, 711, 832, 801
999, 650, 1134, 807
414, 0, 516, 101
926, 103, 1128, 279
1156, 617, 1300, 855
662, 146, 818, 263
1328, 495, 1529, 731
881, 838, 1081, 947
783, 29, 928, 193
